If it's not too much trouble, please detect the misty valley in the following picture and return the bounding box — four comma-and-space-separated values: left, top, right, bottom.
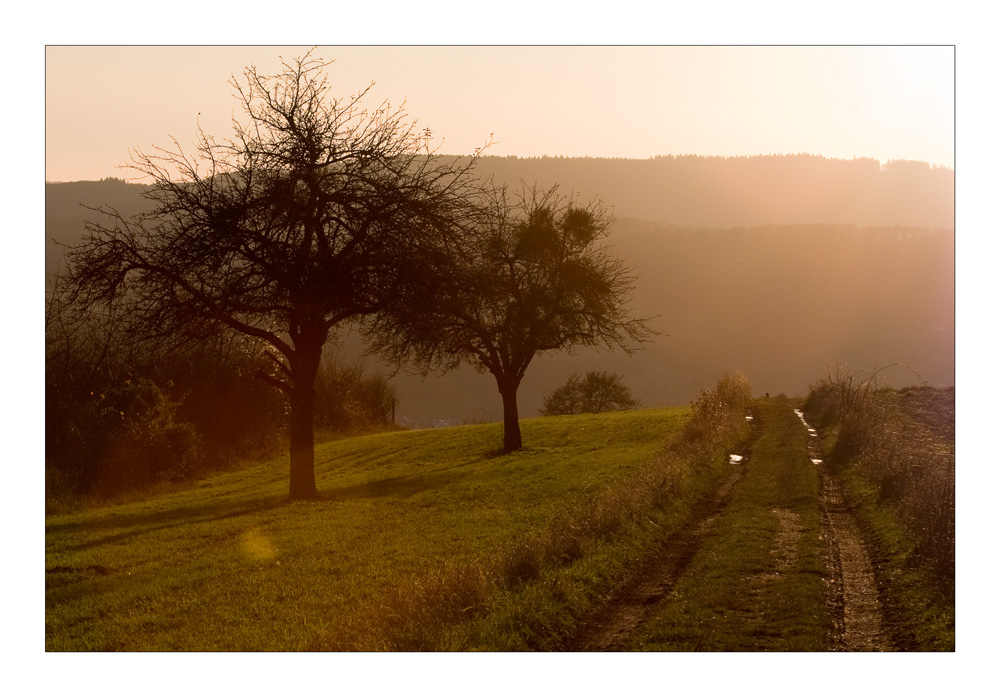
46, 158, 954, 429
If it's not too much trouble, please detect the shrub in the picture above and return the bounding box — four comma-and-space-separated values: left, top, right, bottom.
314, 354, 398, 432
100, 379, 201, 487
162, 335, 288, 465
47, 378, 201, 498
46, 282, 284, 500
540, 371, 639, 416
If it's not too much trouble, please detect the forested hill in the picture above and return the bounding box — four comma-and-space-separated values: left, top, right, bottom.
46, 178, 153, 277
46, 154, 953, 277
467, 154, 954, 229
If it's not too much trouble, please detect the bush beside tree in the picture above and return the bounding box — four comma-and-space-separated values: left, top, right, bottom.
314, 355, 398, 433
45, 285, 397, 504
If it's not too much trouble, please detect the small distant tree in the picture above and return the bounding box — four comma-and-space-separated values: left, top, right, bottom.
368, 184, 654, 452
540, 371, 640, 416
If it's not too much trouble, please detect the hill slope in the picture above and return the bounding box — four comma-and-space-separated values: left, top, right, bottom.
45, 156, 955, 425
384, 221, 954, 425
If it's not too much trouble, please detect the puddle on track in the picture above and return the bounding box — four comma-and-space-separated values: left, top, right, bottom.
794, 409, 824, 465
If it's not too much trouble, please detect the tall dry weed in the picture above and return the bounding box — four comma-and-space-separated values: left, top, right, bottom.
804, 365, 954, 585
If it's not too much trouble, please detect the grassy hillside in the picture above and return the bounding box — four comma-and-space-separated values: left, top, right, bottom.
46, 408, 689, 650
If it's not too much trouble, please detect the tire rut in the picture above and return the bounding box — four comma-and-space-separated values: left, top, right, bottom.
817, 469, 894, 650
796, 409, 895, 651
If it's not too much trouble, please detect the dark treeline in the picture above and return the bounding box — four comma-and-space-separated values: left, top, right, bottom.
46, 271, 398, 503
45, 153, 954, 275
467, 154, 954, 229
45, 296, 284, 496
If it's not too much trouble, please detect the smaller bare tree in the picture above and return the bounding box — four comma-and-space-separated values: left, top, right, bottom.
368, 183, 655, 452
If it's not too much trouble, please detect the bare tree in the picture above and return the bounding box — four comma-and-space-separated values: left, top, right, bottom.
66, 52, 481, 499
369, 184, 654, 452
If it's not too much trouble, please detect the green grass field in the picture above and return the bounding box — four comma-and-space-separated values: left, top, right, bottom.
46, 408, 688, 650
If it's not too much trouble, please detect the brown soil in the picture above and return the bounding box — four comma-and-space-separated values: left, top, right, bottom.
805, 411, 895, 652
563, 434, 755, 651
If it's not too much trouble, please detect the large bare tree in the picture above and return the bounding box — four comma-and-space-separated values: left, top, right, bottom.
369, 184, 654, 452
66, 52, 481, 499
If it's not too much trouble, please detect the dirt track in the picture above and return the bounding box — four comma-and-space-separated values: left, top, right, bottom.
817, 468, 892, 650
564, 403, 893, 651
797, 408, 894, 651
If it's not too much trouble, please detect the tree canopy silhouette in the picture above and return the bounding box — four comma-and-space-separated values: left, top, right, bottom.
66, 52, 482, 499
369, 184, 653, 451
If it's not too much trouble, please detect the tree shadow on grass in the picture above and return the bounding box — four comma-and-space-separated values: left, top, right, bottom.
46, 495, 288, 553
47, 452, 490, 554
320, 469, 466, 502
49, 471, 471, 555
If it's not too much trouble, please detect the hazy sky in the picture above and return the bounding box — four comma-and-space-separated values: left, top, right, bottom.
45, 45, 954, 182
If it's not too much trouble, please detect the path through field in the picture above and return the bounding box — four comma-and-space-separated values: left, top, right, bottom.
563, 398, 893, 651
564, 432, 755, 651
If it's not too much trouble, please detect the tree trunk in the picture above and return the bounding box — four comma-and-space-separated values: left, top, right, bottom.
288, 339, 322, 500
498, 377, 522, 452
288, 385, 318, 499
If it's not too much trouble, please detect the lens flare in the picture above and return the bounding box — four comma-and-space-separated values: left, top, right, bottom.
240, 527, 277, 562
